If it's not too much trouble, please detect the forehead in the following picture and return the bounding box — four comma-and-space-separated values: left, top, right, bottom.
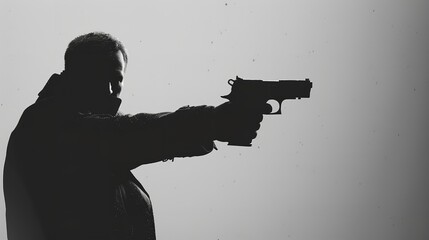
92, 51, 125, 71
111, 51, 125, 69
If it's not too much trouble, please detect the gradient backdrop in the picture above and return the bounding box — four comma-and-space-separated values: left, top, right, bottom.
1, 0, 428, 239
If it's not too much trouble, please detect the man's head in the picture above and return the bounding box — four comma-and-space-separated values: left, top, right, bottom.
64, 32, 127, 98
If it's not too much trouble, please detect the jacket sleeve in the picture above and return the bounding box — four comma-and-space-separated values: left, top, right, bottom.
73, 105, 217, 170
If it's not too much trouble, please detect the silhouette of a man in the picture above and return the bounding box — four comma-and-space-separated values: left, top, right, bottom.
4, 32, 267, 240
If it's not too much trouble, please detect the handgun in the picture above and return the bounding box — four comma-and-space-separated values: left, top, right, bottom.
222, 76, 313, 146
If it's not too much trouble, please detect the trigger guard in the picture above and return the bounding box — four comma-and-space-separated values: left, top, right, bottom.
266, 100, 281, 115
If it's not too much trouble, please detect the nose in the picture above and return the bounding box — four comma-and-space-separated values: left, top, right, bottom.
110, 81, 123, 97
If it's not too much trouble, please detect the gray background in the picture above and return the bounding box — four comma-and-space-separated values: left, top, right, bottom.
1, 0, 428, 239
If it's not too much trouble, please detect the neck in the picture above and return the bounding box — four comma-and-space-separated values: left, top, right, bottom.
67, 94, 122, 115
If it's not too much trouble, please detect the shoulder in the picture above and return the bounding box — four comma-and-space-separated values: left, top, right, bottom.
15, 97, 68, 132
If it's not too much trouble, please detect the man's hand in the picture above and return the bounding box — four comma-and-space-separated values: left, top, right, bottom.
213, 102, 271, 145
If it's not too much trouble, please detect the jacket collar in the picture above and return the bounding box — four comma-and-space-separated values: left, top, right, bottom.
37, 73, 122, 116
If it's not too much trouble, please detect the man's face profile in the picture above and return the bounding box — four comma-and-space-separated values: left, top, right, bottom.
70, 50, 126, 99
108, 50, 126, 98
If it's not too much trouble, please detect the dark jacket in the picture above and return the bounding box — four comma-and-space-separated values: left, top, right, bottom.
4, 74, 216, 240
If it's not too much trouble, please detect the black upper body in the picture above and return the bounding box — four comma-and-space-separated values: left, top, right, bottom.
4, 74, 216, 240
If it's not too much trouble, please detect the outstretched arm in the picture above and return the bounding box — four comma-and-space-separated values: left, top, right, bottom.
70, 102, 267, 170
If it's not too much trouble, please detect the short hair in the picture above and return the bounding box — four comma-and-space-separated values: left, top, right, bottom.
64, 32, 128, 71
